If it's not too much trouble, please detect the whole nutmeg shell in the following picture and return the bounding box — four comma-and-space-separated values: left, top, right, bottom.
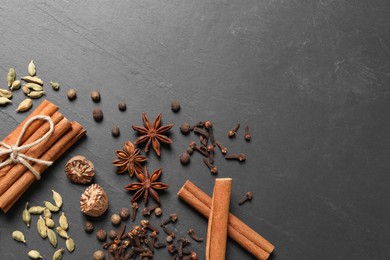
80, 184, 109, 217
65, 155, 95, 184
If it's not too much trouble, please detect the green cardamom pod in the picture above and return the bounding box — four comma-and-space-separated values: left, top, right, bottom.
56, 227, 69, 239
50, 81, 60, 90
0, 97, 12, 106
0, 88, 13, 99
22, 85, 31, 95
29, 206, 45, 214
45, 217, 55, 228
7, 68, 16, 87
44, 207, 52, 219
16, 98, 33, 112
44, 201, 59, 212
21, 75, 44, 85
28, 90, 45, 99
47, 227, 57, 248
25, 83, 43, 91
59, 212, 68, 230
53, 248, 64, 260
28, 60, 36, 76
28, 250, 43, 259
52, 190, 63, 208
11, 80, 21, 90
66, 237, 75, 253
22, 202, 31, 227
37, 215, 47, 238
12, 230, 26, 243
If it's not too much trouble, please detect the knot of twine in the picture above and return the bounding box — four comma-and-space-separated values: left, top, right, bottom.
0, 115, 55, 180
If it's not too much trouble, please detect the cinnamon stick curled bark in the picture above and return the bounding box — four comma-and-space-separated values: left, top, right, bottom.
206, 178, 232, 260
178, 180, 274, 260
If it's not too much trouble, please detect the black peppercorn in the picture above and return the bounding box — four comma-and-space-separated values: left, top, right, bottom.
84, 221, 94, 233
91, 91, 101, 102
96, 229, 107, 241
179, 122, 191, 135
171, 100, 181, 112
93, 108, 103, 122
67, 88, 77, 101
111, 126, 120, 137
118, 102, 127, 111
119, 207, 130, 220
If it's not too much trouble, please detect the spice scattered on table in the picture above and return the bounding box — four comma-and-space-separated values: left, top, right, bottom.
16, 98, 33, 112
67, 88, 77, 100
112, 141, 146, 177
118, 101, 127, 111
65, 155, 95, 184
228, 123, 240, 138
132, 113, 174, 156
93, 108, 103, 122
91, 90, 101, 102
124, 166, 169, 206
111, 126, 120, 137
171, 100, 181, 112
80, 184, 109, 217
238, 191, 253, 205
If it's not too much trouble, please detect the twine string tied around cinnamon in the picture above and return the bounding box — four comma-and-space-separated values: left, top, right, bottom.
0, 115, 55, 180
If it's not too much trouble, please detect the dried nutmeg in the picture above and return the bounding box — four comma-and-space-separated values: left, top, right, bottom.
80, 184, 109, 217
65, 155, 95, 184
84, 221, 94, 233
93, 108, 103, 122
91, 91, 101, 102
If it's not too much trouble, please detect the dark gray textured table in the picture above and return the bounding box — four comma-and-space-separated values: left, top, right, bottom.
1, 1, 390, 259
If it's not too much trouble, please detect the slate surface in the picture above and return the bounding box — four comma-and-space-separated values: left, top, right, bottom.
1, 1, 390, 259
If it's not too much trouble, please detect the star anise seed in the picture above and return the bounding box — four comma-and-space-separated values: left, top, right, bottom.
112, 141, 147, 177
132, 113, 174, 156
124, 166, 169, 206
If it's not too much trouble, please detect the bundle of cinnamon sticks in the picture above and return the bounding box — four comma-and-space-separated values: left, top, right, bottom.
0, 100, 86, 213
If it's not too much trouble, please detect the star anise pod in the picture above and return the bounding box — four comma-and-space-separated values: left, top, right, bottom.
124, 166, 169, 205
132, 113, 174, 156
112, 141, 147, 177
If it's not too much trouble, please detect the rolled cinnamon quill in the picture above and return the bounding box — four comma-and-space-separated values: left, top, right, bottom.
0, 122, 86, 212
178, 180, 274, 260
206, 178, 232, 260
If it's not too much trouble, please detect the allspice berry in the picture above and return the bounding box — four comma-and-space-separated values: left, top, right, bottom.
96, 229, 107, 241
119, 208, 130, 220
154, 207, 162, 217
180, 151, 191, 165
84, 221, 94, 233
111, 126, 120, 137
93, 250, 105, 260
108, 230, 117, 240
118, 102, 126, 111
171, 100, 181, 112
93, 108, 103, 122
111, 214, 121, 225
67, 88, 77, 100
91, 91, 101, 102
179, 123, 191, 135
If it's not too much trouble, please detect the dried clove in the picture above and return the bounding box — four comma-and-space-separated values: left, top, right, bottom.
193, 127, 209, 138
141, 220, 159, 234
215, 141, 228, 155
142, 204, 159, 216
189, 142, 209, 157
228, 123, 240, 137
202, 157, 218, 174
238, 191, 253, 205
225, 153, 246, 162
131, 202, 139, 222
160, 213, 178, 227
187, 228, 204, 242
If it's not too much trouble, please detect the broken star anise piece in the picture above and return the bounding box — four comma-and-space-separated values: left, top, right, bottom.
132, 113, 174, 156
124, 166, 169, 206
112, 141, 147, 177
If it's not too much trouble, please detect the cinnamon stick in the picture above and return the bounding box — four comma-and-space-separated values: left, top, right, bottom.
0, 111, 64, 178
0, 122, 86, 212
0, 116, 71, 196
0, 100, 58, 162
206, 178, 232, 260
177, 180, 274, 260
